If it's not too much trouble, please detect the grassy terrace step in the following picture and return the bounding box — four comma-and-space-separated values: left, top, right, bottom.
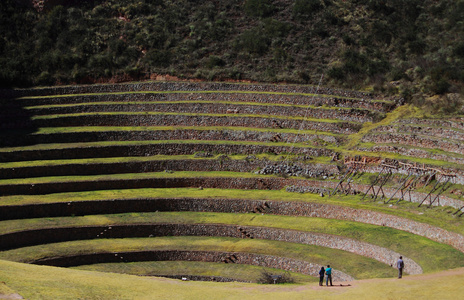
396, 118, 464, 131
4, 134, 461, 173
372, 124, 464, 142
0, 153, 333, 168
0, 171, 274, 184
0, 237, 388, 280
2, 195, 463, 255
73, 261, 313, 283
13, 81, 374, 99
16, 91, 393, 112
30, 126, 343, 135
22, 101, 382, 123
0, 212, 461, 273
0, 140, 335, 162
0, 155, 337, 179
0, 222, 423, 274
0, 171, 337, 195
3, 135, 463, 175
29, 250, 353, 282
362, 132, 464, 156
364, 131, 464, 145
28, 113, 361, 135
357, 143, 464, 168
2, 189, 463, 234
0, 126, 345, 148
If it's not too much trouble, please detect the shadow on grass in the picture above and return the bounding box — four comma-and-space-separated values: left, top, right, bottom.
0, 89, 38, 148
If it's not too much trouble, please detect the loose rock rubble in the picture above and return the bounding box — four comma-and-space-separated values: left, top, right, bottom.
285, 185, 329, 195
256, 164, 336, 178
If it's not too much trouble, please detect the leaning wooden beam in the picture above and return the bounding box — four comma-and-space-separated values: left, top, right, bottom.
374, 170, 392, 201
396, 172, 423, 204
330, 166, 353, 196
386, 170, 413, 204
418, 174, 444, 207
428, 176, 453, 207
362, 166, 386, 200
343, 166, 359, 195
453, 206, 464, 216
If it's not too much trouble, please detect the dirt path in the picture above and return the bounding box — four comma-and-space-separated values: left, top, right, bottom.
0, 282, 23, 300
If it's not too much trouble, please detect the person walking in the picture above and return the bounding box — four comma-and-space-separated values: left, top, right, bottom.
318, 266, 325, 286
397, 256, 404, 278
325, 265, 333, 286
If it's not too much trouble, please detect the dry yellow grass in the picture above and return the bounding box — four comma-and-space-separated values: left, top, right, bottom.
1, 259, 463, 300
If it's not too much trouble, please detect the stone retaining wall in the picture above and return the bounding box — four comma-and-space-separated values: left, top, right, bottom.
1, 173, 463, 210
2, 197, 463, 255
0, 223, 420, 274
29, 102, 381, 123
0, 142, 334, 162
357, 181, 464, 210
372, 125, 464, 142
11, 81, 374, 99
396, 118, 464, 131
362, 133, 464, 156
18, 92, 392, 112
0, 176, 336, 196
0, 128, 345, 148
0, 159, 339, 179
358, 145, 464, 167
32, 114, 361, 134
30, 250, 354, 282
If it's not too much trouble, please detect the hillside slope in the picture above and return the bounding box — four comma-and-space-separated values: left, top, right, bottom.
1, 0, 464, 100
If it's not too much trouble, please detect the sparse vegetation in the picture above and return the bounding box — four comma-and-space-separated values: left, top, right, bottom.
1, 0, 463, 105
258, 269, 294, 284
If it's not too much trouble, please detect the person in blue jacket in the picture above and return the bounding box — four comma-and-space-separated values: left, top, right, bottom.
318, 266, 325, 286
325, 265, 333, 286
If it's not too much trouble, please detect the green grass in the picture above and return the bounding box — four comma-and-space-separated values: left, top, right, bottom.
0, 154, 333, 170
0, 170, 318, 185
340, 147, 464, 169
18, 89, 393, 103
0, 236, 392, 279
365, 131, 464, 149
29, 125, 344, 137
0, 139, 332, 152
0, 154, 335, 169
25, 100, 373, 113
1, 211, 462, 273
73, 261, 314, 283
31, 111, 351, 125
345, 105, 421, 149
380, 122, 464, 136
4, 258, 463, 300
2, 129, 460, 170
1, 188, 463, 235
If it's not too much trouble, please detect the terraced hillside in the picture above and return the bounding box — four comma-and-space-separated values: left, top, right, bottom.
1, 81, 464, 287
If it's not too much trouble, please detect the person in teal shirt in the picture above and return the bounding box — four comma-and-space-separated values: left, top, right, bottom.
325, 265, 333, 286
